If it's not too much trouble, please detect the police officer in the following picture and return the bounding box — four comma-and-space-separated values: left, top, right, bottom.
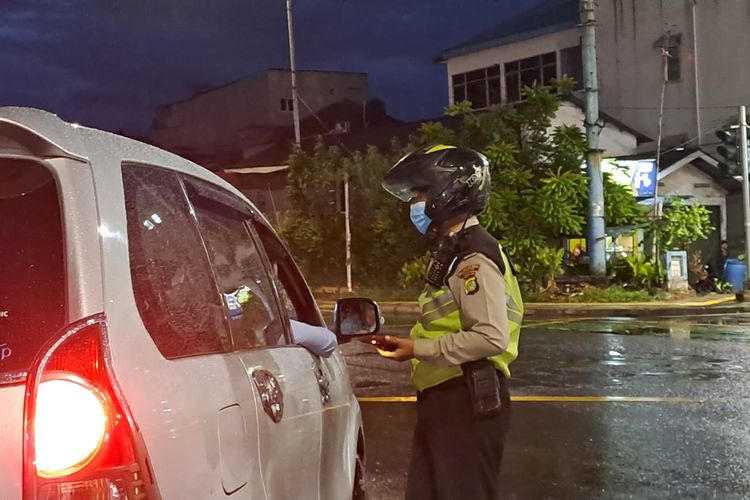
378, 144, 524, 500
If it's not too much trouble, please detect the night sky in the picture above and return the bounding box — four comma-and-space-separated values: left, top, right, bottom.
1, 0, 539, 135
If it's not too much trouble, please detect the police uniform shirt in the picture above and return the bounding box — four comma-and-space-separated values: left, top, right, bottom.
413, 241, 510, 368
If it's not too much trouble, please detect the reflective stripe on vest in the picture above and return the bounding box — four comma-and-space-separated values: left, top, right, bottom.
410, 244, 524, 393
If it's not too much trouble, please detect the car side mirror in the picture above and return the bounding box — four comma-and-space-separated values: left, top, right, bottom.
334, 297, 383, 338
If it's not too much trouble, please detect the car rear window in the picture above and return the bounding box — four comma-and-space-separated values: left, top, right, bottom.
0, 159, 66, 383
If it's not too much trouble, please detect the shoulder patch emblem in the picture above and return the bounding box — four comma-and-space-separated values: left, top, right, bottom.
457, 263, 480, 280
464, 276, 480, 295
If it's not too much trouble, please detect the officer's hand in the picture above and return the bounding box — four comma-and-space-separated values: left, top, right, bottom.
377, 336, 414, 361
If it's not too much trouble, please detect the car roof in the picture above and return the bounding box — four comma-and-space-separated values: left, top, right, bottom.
0, 106, 272, 227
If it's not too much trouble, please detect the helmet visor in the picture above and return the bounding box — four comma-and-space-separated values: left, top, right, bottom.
381, 180, 421, 202
381, 158, 431, 202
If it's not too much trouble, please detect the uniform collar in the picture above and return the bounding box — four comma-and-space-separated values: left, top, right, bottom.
446, 216, 480, 237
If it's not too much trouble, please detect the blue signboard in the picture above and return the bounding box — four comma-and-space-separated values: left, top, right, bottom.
629, 160, 657, 198
600, 159, 657, 199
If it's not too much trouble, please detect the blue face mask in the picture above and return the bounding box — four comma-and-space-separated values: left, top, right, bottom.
410, 201, 432, 235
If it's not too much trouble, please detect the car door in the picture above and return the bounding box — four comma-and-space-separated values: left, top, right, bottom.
251, 220, 357, 500
183, 176, 325, 500
118, 164, 265, 499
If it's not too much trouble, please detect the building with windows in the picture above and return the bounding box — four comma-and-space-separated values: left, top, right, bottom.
441, 0, 582, 110
149, 69, 369, 167
440, 0, 750, 268
441, 0, 750, 149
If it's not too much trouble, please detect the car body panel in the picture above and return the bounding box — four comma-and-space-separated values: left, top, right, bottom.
0, 386, 25, 500
318, 352, 361, 500
87, 146, 266, 499
0, 117, 101, 499
236, 346, 324, 499
0, 106, 363, 500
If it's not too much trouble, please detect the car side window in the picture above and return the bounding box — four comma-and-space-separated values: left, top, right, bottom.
253, 221, 321, 326
184, 178, 287, 350
122, 164, 231, 359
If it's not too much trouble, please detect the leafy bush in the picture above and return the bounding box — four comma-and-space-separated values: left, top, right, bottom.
624, 254, 665, 290
283, 144, 427, 286
506, 239, 565, 291
282, 76, 648, 294
399, 251, 431, 289
577, 285, 665, 302
659, 198, 715, 251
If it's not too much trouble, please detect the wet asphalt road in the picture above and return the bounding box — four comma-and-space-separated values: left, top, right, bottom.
339, 312, 750, 499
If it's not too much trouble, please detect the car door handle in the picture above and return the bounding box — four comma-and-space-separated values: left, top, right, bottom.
313, 362, 330, 406
252, 369, 284, 423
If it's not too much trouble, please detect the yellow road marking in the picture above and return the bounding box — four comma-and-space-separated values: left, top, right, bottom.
359, 396, 418, 403
511, 396, 698, 403
524, 317, 592, 328
691, 296, 736, 306
358, 395, 700, 403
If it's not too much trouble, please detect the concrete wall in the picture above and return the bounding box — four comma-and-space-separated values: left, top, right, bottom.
552, 102, 638, 157
151, 78, 268, 153
266, 70, 368, 127
150, 70, 368, 154
597, 0, 750, 145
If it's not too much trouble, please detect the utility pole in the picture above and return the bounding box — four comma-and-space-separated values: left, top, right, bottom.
740, 106, 750, 280
343, 173, 353, 292
581, 0, 606, 276
285, 0, 301, 146
652, 29, 670, 261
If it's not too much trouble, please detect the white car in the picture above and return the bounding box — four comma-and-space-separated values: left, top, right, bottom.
0, 107, 377, 500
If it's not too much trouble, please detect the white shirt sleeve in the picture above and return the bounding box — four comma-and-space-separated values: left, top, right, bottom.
290, 319, 338, 358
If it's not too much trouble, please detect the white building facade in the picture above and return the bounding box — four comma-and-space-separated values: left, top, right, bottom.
442, 0, 750, 148
441, 0, 749, 262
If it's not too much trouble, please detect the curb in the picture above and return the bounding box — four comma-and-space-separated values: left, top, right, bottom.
319, 295, 739, 318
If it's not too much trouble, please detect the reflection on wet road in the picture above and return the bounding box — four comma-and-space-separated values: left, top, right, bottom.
342, 313, 750, 498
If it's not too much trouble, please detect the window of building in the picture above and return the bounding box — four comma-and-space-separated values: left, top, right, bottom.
504, 51, 558, 103
451, 64, 501, 108
122, 164, 232, 359
560, 44, 584, 90
280, 98, 294, 111
667, 44, 681, 81
654, 33, 682, 82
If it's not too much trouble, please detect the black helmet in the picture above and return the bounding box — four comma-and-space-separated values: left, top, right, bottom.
382, 144, 491, 227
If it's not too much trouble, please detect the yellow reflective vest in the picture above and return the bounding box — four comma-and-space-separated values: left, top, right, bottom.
410, 245, 523, 392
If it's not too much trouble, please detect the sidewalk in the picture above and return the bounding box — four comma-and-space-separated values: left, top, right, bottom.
317, 294, 742, 319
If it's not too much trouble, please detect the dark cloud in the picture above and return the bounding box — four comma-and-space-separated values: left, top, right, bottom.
0, 0, 537, 133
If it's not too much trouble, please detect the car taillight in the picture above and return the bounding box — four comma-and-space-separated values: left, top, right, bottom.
23, 315, 159, 500
35, 376, 108, 477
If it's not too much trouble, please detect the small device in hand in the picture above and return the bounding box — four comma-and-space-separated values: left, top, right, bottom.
360, 335, 398, 352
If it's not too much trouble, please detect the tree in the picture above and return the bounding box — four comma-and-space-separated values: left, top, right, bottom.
282, 143, 428, 287
430, 79, 645, 290
282, 77, 646, 292
658, 198, 715, 251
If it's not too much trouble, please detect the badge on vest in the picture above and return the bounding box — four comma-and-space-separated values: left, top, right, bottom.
457, 264, 480, 295
464, 276, 479, 295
